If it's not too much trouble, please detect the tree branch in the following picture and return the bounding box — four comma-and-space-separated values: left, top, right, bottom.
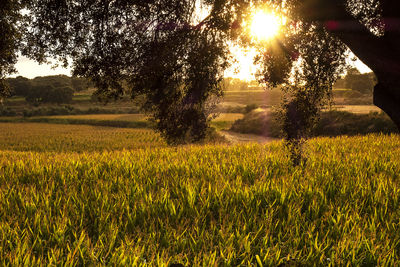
301, 0, 400, 78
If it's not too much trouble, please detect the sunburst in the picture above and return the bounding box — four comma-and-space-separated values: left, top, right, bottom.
250, 11, 282, 41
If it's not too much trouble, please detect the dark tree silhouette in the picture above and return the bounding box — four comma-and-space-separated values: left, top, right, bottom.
298, 0, 400, 130
1, 0, 399, 142
5, 76, 31, 96
25, 85, 74, 105
0, 0, 25, 97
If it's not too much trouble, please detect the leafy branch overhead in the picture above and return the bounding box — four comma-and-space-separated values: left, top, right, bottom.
1, 0, 400, 143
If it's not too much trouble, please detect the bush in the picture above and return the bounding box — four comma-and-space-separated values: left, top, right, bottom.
14, 106, 140, 117
215, 105, 245, 114
244, 104, 259, 114
344, 68, 376, 94
71, 77, 90, 91
6, 75, 92, 98
230, 110, 281, 137
26, 85, 74, 105
0, 107, 17, 116
5, 76, 32, 96
22, 109, 33, 117
230, 110, 398, 137
315, 111, 398, 136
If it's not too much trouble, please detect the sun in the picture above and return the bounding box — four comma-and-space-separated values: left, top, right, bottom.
250, 11, 282, 41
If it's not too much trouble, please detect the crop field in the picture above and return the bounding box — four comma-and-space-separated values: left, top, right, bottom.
0, 123, 165, 152
222, 89, 282, 106
331, 105, 381, 114
221, 89, 371, 108
253, 105, 381, 115
47, 114, 148, 121
0, 112, 243, 131
1, 129, 400, 265
44, 113, 243, 124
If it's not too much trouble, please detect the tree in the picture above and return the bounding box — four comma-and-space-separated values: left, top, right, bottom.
26, 84, 74, 105
0, 0, 25, 98
344, 68, 375, 94
5, 76, 32, 96
223, 78, 250, 91
31, 75, 71, 88
1, 0, 400, 142
71, 77, 90, 92
21, 0, 234, 144
297, 0, 400, 130
6, 75, 83, 98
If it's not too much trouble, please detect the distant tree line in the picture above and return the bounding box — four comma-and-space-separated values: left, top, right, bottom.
334, 68, 376, 94
5, 75, 90, 105
222, 78, 261, 91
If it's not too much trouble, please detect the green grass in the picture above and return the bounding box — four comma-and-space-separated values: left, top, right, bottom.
3, 96, 25, 102
1, 132, 400, 265
72, 94, 92, 101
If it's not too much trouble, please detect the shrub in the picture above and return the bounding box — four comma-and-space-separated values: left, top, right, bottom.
230, 110, 281, 137
22, 109, 33, 117
0, 107, 17, 116
315, 111, 398, 136
230, 110, 398, 137
244, 104, 259, 114
26, 85, 74, 105
5, 76, 32, 96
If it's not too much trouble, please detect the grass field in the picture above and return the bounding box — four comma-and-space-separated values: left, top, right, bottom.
222, 89, 282, 107
0, 112, 244, 132
0, 123, 165, 152
3, 86, 373, 118
327, 105, 381, 114
45, 113, 243, 123
45, 114, 148, 121
1, 124, 400, 265
221, 88, 371, 108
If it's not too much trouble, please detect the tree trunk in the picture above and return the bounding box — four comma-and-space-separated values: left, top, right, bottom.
333, 24, 400, 132
374, 79, 400, 130
301, 0, 400, 131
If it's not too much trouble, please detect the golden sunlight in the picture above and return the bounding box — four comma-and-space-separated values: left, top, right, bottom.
250, 11, 282, 41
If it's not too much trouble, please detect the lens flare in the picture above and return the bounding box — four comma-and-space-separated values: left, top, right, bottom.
250, 11, 282, 41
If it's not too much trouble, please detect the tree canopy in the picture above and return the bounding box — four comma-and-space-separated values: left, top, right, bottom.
0, 0, 25, 97
341, 68, 376, 94
1, 0, 399, 143
6, 75, 89, 105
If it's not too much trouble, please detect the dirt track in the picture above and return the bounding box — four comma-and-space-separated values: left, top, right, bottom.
219, 130, 280, 144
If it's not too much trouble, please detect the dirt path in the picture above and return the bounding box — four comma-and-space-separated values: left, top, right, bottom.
219, 130, 280, 144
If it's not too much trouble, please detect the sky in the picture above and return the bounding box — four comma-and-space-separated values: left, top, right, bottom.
11, 56, 72, 79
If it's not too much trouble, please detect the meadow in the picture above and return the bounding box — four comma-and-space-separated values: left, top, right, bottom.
0, 123, 165, 152
0, 84, 395, 265
0, 112, 244, 133
1, 121, 400, 265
